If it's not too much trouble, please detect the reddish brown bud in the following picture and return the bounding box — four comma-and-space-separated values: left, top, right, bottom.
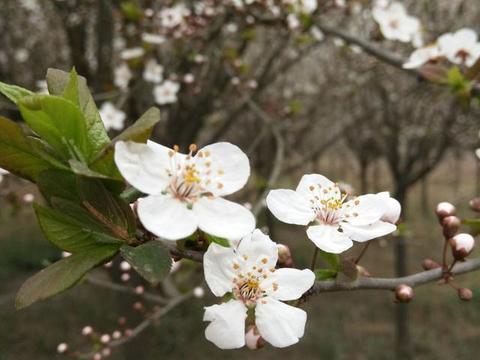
458, 288, 473, 301
449, 233, 475, 261
441, 216, 461, 238
133, 301, 144, 312
422, 258, 441, 270
245, 326, 265, 350
469, 197, 480, 212
436, 202, 456, 221
395, 284, 414, 303
277, 244, 294, 268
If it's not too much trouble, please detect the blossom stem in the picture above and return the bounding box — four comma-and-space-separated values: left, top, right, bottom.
442, 239, 449, 270
310, 246, 319, 271
355, 242, 371, 265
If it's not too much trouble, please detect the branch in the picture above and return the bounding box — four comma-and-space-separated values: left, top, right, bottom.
313, 257, 480, 293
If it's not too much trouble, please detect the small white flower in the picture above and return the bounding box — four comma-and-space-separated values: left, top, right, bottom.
143, 59, 164, 83
373, 2, 422, 45
114, 63, 132, 89
141, 33, 166, 45
82, 326, 93, 336
114, 141, 255, 240
266, 174, 397, 254
56, 343, 68, 354
203, 229, 315, 349
159, 5, 187, 28
99, 102, 126, 131
153, 80, 180, 105
403, 44, 441, 69
287, 14, 300, 30
437, 28, 480, 67
119, 260, 131, 271
120, 47, 145, 61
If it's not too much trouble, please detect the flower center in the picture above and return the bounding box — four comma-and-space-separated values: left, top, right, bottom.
168, 144, 204, 202
455, 49, 470, 62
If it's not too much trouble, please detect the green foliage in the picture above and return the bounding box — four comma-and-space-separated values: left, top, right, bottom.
318, 250, 341, 271
447, 66, 472, 97
120, 242, 172, 285
0, 81, 34, 104
205, 233, 230, 247
15, 244, 119, 309
463, 218, 480, 236
120, 1, 143, 21
314, 269, 338, 281
0, 116, 55, 182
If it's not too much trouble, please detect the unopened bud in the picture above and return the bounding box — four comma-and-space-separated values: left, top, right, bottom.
93, 353, 102, 360
81, 326, 93, 336
449, 233, 475, 260
422, 258, 441, 270
277, 244, 294, 268
436, 202, 456, 221
102, 347, 111, 357
112, 330, 122, 339
120, 261, 131, 272
100, 334, 111, 344
56, 343, 68, 354
458, 288, 473, 301
245, 326, 265, 350
193, 286, 205, 298
133, 301, 144, 312
442, 216, 461, 238
356, 265, 371, 277
395, 284, 414, 303
469, 198, 480, 212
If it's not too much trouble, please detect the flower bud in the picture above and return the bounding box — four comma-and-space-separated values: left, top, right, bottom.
112, 330, 122, 339
421, 258, 441, 270
441, 216, 461, 238
277, 244, 294, 268
469, 197, 480, 212
356, 265, 371, 277
449, 233, 475, 260
436, 202, 456, 221
458, 288, 473, 301
93, 353, 102, 360
100, 334, 111, 344
395, 284, 414, 303
81, 326, 93, 336
56, 343, 68, 354
245, 326, 265, 350
193, 286, 205, 298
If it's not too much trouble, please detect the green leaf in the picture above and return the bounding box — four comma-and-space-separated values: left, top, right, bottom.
69, 159, 125, 194
37, 170, 79, 204
314, 269, 337, 281
34, 203, 122, 253
318, 250, 341, 271
0, 116, 54, 182
77, 177, 136, 238
18, 95, 90, 160
46, 68, 110, 157
0, 81, 34, 104
463, 218, 480, 236
120, 242, 172, 285
205, 233, 230, 247
91, 107, 160, 177
15, 244, 119, 309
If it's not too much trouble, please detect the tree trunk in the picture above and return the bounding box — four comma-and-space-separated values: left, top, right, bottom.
95, 0, 114, 91
420, 175, 429, 216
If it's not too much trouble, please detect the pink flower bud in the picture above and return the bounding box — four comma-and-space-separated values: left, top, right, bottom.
441, 216, 461, 238
133, 302, 144, 312
135, 286, 145, 295
112, 330, 122, 339
245, 326, 264, 350
421, 259, 441, 270
458, 288, 473, 301
120, 273, 130, 282
469, 198, 480, 212
93, 353, 102, 360
436, 202, 456, 221
395, 284, 414, 303
22, 193, 35, 204
102, 347, 111, 357
120, 261, 131, 271
118, 317, 126, 326
81, 325, 93, 336
124, 329, 133, 337
449, 233, 475, 260
56, 343, 68, 354
100, 334, 111, 344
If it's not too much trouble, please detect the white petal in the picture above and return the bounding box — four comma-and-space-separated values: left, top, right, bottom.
342, 194, 385, 226
114, 141, 171, 195
237, 229, 278, 267
194, 197, 255, 240
342, 220, 396, 242
137, 195, 198, 240
203, 243, 236, 297
261, 268, 315, 301
306, 224, 353, 254
204, 300, 247, 349
255, 297, 307, 348
456, 28, 478, 46
296, 174, 335, 197
195, 142, 250, 196
376, 192, 401, 224
147, 140, 187, 164
266, 189, 315, 225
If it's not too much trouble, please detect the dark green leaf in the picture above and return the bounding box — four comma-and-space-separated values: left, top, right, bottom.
318, 250, 341, 271
0, 116, 54, 182
69, 159, 125, 194
37, 170, 79, 204
0, 81, 34, 104
314, 269, 337, 281
15, 244, 119, 309
205, 233, 230, 247
120, 242, 172, 285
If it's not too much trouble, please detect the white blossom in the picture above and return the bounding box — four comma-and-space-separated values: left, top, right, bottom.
437, 28, 480, 67
114, 63, 132, 89
120, 47, 145, 61
403, 44, 441, 69
141, 33, 166, 45
372, 2, 422, 45
153, 80, 180, 105
203, 229, 315, 349
114, 141, 255, 240
159, 5, 188, 28
143, 59, 164, 83
99, 102, 126, 131
266, 174, 397, 254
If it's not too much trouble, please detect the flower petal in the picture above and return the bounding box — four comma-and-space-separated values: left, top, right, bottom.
255, 297, 307, 348
376, 192, 401, 224
195, 142, 250, 196
203, 243, 236, 297
266, 189, 315, 225
342, 194, 385, 226
236, 229, 278, 267
306, 224, 353, 254
114, 141, 171, 195
296, 174, 335, 197
137, 195, 198, 240
194, 197, 255, 240
341, 220, 396, 242
261, 268, 315, 301
204, 300, 247, 349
